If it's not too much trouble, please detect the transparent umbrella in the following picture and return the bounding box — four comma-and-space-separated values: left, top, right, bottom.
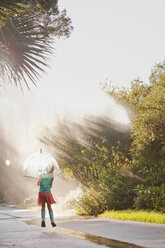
23, 149, 61, 178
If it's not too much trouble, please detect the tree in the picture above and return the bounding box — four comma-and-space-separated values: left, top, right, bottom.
0, 0, 73, 89
39, 62, 165, 213
39, 115, 141, 213
39, 115, 131, 188
102, 64, 165, 184
130, 75, 165, 165
102, 79, 150, 111
149, 60, 165, 86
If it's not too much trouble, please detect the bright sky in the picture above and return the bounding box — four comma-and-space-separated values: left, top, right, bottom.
27, 0, 165, 105
41, 0, 165, 90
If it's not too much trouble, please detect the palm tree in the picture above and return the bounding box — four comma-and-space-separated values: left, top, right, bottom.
0, 0, 72, 90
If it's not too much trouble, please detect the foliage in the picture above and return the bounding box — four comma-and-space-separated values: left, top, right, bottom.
132, 161, 165, 187
98, 167, 140, 210
75, 188, 106, 216
40, 116, 131, 188
76, 168, 141, 215
100, 209, 165, 224
0, 0, 73, 88
40, 116, 142, 213
101, 79, 150, 111
149, 60, 165, 86
39, 61, 165, 215
134, 184, 165, 211
102, 63, 165, 182
130, 75, 165, 164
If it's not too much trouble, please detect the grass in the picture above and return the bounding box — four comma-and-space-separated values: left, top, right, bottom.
99, 209, 165, 224
0, 202, 40, 211
15, 204, 40, 210
0, 203, 7, 207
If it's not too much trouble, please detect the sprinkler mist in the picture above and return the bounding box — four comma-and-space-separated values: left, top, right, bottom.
0, 82, 131, 211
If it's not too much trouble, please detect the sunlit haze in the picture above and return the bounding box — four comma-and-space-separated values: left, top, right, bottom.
1, 0, 165, 160
0, 0, 164, 205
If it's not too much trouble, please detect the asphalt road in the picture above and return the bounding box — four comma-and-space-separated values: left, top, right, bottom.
0, 207, 165, 248
0, 207, 107, 248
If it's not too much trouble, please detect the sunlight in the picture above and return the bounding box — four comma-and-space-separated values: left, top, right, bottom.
5, 160, 11, 167
37, 82, 130, 126
62, 88, 130, 126
113, 105, 130, 125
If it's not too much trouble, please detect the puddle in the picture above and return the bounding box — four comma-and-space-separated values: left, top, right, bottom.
27, 219, 145, 248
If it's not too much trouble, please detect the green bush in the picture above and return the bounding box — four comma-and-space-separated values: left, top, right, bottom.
98, 169, 139, 210
75, 188, 106, 216
134, 184, 165, 211
103, 178, 138, 210
75, 173, 139, 215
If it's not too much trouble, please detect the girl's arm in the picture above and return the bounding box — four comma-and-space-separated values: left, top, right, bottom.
37, 178, 41, 186
50, 179, 54, 188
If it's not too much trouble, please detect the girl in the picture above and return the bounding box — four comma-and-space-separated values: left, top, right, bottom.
37, 166, 56, 227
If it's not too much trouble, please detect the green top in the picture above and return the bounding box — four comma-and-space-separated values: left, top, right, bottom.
39, 173, 54, 193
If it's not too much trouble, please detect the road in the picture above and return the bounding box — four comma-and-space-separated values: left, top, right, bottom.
0, 206, 165, 248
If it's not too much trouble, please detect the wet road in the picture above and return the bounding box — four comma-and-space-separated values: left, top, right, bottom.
0, 207, 165, 248
0, 207, 106, 248
56, 217, 165, 248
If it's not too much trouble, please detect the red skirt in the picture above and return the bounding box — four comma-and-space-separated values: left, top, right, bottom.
38, 192, 56, 206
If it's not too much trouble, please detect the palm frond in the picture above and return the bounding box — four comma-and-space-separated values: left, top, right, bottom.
0, 0, 73, 89
0, 0, 23, 24
0, 12, 53, 89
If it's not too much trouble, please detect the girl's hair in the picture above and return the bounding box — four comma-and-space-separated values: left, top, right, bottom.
47, 165, 55, 174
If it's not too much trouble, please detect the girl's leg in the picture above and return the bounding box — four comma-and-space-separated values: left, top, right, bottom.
47, 204, 56, 227
41, 203, 46, 227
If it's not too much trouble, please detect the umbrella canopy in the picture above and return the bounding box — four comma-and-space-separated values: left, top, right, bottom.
23, 149, 60, 178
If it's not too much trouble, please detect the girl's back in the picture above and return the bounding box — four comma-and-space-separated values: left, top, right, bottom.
39, 173, 53, 193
